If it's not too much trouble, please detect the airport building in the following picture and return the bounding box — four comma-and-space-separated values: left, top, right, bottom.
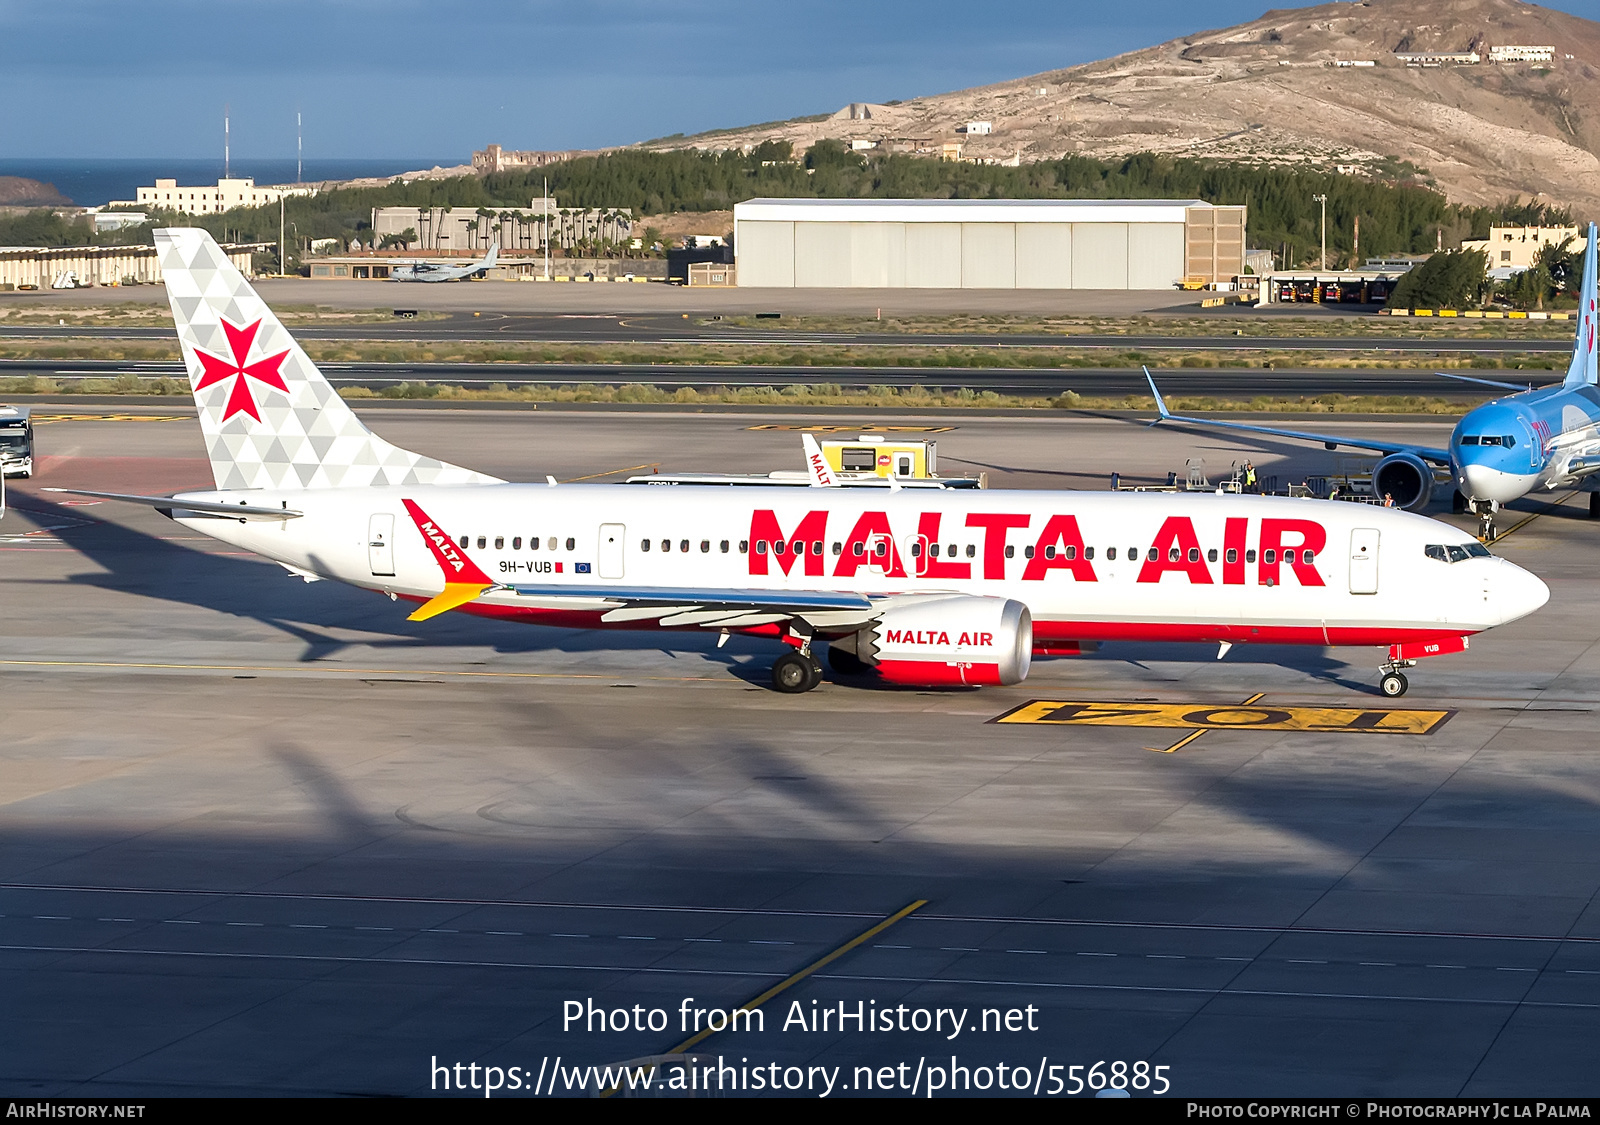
0, 243, 258, 289
117, 177, 312, 215
1460, 224, 1588, 272
732, 198, 1245, 289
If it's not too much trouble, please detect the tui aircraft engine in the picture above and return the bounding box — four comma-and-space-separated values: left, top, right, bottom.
1372, 452, 1435, 511
830, 594, 1032, 687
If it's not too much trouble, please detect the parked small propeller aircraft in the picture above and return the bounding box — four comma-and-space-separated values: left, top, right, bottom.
390, 241, 498, 282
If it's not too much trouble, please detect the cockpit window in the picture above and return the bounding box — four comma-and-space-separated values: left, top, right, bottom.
1459, 435, 1478, 445
1426, 542, 1492, 563
1502, 434, 1516, 448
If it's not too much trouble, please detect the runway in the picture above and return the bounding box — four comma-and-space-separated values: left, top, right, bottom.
3, 407, 1599, 1096
0, 357, 1522, 399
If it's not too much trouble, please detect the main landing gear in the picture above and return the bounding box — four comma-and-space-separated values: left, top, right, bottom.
771, 649, 824, 693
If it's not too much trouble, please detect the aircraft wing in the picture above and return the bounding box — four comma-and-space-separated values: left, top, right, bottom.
507, 582, 879, 632
1143, 370, 1452, 466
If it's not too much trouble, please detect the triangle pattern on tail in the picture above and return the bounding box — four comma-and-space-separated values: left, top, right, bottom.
156, 228, 503, 491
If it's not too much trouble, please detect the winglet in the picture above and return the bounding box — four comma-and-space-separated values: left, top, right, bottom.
1564, 222, 1598, 390
1144, 367, 1174, 421
801, 434, 838, 487
400, 498, 494, 621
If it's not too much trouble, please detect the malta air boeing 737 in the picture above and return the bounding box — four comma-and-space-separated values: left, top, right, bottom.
50, 229, 1551, 698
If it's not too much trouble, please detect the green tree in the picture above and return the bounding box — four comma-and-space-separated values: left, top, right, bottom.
1386, 249, 1489, 310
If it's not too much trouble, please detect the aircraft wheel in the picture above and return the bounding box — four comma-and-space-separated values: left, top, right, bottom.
772, 651, 820, 694
1379, 672, 1409, 698
828, 646, 866, 675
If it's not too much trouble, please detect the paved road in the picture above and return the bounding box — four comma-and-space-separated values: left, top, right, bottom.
3, 410, 1598, 1094
0, 357, 1531, 399
0, 312, 1571, 350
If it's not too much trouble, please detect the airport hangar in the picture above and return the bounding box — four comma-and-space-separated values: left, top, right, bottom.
731, 197, 1245, 289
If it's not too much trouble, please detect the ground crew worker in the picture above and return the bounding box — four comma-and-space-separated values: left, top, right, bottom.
1243, 460, 1257, 494
1383, 492, 1395, 507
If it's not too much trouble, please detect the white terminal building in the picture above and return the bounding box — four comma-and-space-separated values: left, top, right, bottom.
732, 198, 1245, 289
114, 177, 312, 215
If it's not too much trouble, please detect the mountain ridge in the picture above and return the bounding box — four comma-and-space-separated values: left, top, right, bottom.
644, 0, 1600, 214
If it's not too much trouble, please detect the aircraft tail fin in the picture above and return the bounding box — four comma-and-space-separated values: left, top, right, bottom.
1563, 222, 1597, 390
483, 242, 498, 269
156, 228, 502, 490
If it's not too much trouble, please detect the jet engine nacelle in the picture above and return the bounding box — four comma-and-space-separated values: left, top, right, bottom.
840, 594, 1033, 687
1372, 452, 1435, 511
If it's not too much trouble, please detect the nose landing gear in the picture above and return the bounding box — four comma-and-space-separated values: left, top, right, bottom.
1378, 657, 1415, 697
1471, 498, 1498, 541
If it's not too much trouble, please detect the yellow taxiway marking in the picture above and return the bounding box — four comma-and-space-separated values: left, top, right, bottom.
993, 695, 1454, 740
746, 424, 954, 433
563, 462, 661, 482
1146, 693, 1264, 753
1488, 490, 1579, 545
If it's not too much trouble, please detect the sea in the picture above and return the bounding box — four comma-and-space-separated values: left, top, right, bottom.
0, 158, 461, 208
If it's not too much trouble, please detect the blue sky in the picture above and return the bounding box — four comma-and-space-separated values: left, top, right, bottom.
2, 0, 1595, 160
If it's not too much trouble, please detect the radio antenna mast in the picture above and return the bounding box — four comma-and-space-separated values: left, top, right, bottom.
224, 105, 230, 179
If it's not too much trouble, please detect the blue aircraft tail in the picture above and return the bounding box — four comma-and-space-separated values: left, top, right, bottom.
1563, 222, 1598, 389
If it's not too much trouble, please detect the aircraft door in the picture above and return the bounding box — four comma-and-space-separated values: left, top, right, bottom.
598, 523, 625, 579
368, 513, 395, 576
1349, 528, 1378, 595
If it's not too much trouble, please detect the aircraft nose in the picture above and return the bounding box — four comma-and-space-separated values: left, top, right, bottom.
1460, 461, 1523, 504
1494, 561, 1550, 625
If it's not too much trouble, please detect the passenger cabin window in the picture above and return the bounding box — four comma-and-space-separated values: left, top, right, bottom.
911, 542, 923, 558
756, 541, 768, 555
1107, 547, 1117, 561
477, 537, 487, 549
1146, 548, 1158, 562
1004, 545, 1015, 559
641, 539, 652, 551
512, 537, 522, 550
930, 543, 941, 558
700, 540, 710, 553
494, 537, 504, 550
679, 540, 689, 553
1187, 548, 1200, 563
1304, 551, 1316, 564
1084, 547, 1094, 560
565, 537, 575, 551
831, 542, 842, 555
852, 543, 865, 557
530, 537, 540, 551
1264, 549, 1276, 564
965, 544, 976, 558
548, 537, 558, 551
1246, 549, 1257, 563
459, 536, 469, 548
1208, 549, 1218, 563
720, 540, 730, 553
1044, 546, 1057, 560
1225, 548, 1237, 564
739, 540, 749, 554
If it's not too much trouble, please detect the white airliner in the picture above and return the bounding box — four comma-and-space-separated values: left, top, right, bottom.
52, 229, 1551, 698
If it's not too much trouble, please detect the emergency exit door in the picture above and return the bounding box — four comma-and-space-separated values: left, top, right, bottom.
1349, 528, 1378, 594
368, 513, 395, 576
598, 523, 625, 579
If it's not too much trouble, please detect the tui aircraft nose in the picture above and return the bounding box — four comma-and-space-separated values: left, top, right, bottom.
1460, 461, 1533, 505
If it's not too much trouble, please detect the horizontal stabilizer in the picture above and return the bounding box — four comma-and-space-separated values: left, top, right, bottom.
42, 487, 302, 519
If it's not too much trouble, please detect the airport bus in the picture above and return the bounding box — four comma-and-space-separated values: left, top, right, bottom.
0, 405, 33, 478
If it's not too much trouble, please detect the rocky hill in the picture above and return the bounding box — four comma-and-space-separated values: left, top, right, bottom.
649, 0, 1600, 214
0, 176, 73, 208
